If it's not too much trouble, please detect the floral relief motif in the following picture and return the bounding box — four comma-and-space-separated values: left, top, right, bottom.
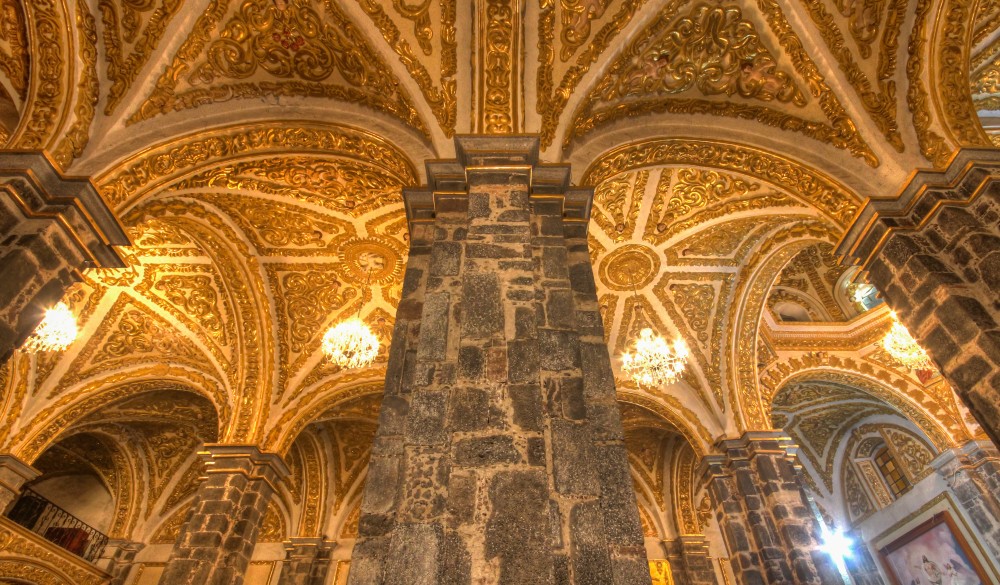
589, 4, 805, 105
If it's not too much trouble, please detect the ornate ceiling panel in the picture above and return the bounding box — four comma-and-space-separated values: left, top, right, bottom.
126, 0, 429, 135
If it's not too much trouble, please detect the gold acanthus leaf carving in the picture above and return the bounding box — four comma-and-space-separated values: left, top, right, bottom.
559, 0, 613, 62
10, 0, 66, 149
176, 156, 405, 219
281, 270, 355, 353
592, 170, 646, 243
536, 0, 650, 146
100, 0, 184, 114
98, 123, 416, 210
0, 0, 29, 99
479, 0, 519, 133
128, 0, 427, 135
582, 138, 860, 228
797, 0, 905, 151
52, 0, 100, 168
353, 0, 457, 135
152, 274, 227, 343
906, 0, 952, 167
93, 308, 200, 363
585, 4, 805, 107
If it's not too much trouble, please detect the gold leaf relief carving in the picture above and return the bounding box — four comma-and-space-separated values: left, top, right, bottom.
267, 264, 359, 392
856, 459, 892, 507
99, 123, 416, 210
665, 216, 786, 266
333, 421, 376, 493
100, 0, 184, 114
353, 0, 457, 135
906, 0, 952, 167
936, 0, 991, 147
844, 464, 874, 521
178, 157, 405, 219
675, 445, 698, 534
571, 1, 876, 164
152, 501, 191, 543
883, 427, 934, 481
583, 139, 860, 229
537, 0, 650, 146
636, 499, 659, 537
259, 501, 286, 542
11, 0, 65, 149
586, 4, 805, 106
479, 0, 519, 133
160, 458, 203, 515
798, 0, 905, 150
560, 0, 612, 62
592, 170, 646, 243
57, 295, 210, 392
339, 498, 361, 538
146, 272, 231, 347
52, 0, 99, 168
655, 272, 731, 409
0, 0, 28, 99
128, 0, 427, 135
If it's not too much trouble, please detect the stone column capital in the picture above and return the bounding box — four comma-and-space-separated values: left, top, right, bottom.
837, 146, 1000, 267
199, 444, 290, 487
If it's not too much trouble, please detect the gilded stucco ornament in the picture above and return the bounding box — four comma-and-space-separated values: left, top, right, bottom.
127, 0, 428, 135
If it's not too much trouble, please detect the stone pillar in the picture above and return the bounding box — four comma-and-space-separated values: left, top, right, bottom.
678, 536, 719, 585
0, 152, 128, 361
700, 433, 841, 585
158, 445, 288, 585
347, 136, 648, 585
97, 540, 145, 585
837, 148, 1000, 446
932, 440, 1000, 559
277, 537, 333, 585
0, 454, 39, 514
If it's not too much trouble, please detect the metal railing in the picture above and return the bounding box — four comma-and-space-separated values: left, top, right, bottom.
6, 488, 109, 562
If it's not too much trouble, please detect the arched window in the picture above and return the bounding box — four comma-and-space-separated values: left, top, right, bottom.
873, 446, 910, 498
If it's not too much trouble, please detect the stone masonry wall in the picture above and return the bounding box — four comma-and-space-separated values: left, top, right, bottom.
0, 153, 127, 362
158, 447, 287, 585
347, 137, 648, 585
701, 434, 841, 585
837, 150, 1000, 446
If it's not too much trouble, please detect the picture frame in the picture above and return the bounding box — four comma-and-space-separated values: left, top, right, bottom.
878, 510, 992, 585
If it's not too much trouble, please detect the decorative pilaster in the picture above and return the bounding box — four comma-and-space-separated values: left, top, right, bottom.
0, 454, 39, 514
932, 440, 1000, 560
347, 136, 648, 584
277, 537, 333, 585
158, 445, 289, 585
837, 148, 1000, 445
699, 433, 841, 585
0, 152, 128, 361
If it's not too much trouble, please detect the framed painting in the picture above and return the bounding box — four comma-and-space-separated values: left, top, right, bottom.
879, 511, 992, 585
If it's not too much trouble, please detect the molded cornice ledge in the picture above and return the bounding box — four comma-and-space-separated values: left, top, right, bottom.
0, 151, 130, 268
402, 135, 593, 230
836, 148, 1000, 268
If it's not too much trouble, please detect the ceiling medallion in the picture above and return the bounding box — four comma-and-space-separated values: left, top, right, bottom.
322, 269, 378, 369
599, 244, 661, 291
619, 274, 688, 388
882, 313, 933, 371
23, 303, 78, 352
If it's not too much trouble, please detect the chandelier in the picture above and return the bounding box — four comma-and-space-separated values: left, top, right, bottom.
619, 273, 689, 388
23, 303, 78, 352
321, 268, 378, 369
882, 314, 933, 370
622, 328, 690, 388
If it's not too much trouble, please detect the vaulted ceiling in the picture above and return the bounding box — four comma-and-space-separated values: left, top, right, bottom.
0, 0, 990, 481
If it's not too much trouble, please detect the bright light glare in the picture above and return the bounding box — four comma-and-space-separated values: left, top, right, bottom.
820, 528, 854, 566
23, 303, 78, 352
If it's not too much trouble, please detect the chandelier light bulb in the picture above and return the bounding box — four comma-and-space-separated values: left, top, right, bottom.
621, 328, 689, 389
322, 317, 379, 369
23, 303, 78, 352
882, 313, 933, 371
